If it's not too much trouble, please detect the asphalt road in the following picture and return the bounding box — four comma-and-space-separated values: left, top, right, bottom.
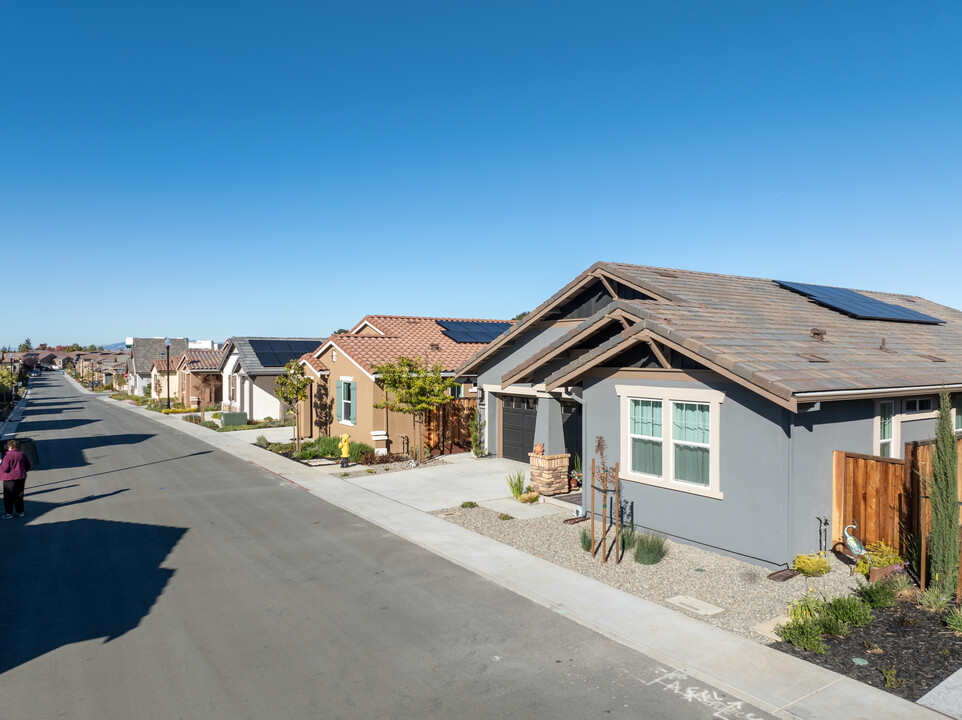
1, 373, 775, 720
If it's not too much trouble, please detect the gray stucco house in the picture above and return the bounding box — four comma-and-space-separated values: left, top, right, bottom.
128, 337, 188, 397
457, 262, 962, 568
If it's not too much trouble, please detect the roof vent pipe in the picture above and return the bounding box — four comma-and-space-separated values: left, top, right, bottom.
811, 328, 826, 342
430, 343, 441, 351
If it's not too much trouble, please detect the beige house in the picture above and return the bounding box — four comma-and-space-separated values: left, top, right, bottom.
150, 358, 180, 402
299, 315, 512, 457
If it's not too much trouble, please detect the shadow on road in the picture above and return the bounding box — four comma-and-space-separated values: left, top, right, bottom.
0, 499, 188, 674
14, 417, 100, 432
31, 433, 157, 471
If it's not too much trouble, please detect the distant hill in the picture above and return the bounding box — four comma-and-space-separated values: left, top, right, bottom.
103, 341, 127, 351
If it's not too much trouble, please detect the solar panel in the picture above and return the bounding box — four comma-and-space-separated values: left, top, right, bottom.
437, 320, 512, 344
776, 280, 943, 324
248, 339, 322, 367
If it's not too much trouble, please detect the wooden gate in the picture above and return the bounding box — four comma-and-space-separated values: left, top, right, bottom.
422, 398, 476, 455
832, 451, 911, 554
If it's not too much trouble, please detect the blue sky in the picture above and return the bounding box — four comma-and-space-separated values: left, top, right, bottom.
2, 2, 959, 348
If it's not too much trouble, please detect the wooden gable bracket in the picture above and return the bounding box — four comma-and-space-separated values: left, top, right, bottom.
598, 274, 619, 301
646, 338, 671, 369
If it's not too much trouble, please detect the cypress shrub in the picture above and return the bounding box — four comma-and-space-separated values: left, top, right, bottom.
928, 391, 960, 595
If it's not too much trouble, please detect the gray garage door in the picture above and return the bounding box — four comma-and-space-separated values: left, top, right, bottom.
502, 395, 537, 462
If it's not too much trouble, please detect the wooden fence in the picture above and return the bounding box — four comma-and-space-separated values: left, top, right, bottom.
833, 437, 962, 554
422, 398, 476, 455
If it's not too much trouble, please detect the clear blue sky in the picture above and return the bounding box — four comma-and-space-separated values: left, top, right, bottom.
2, 2, 959, 348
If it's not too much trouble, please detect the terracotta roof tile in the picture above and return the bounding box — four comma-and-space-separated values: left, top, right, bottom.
331, 316, 513, 374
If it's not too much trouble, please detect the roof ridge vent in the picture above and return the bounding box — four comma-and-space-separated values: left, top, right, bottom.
811, 328, 826, 342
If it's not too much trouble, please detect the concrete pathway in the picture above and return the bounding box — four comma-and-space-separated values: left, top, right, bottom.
46, 377, 962, 719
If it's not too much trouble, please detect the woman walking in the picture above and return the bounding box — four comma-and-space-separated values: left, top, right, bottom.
1, 439, 32, 519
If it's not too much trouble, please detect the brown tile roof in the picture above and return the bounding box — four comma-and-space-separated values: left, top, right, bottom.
152, 358, 176, 373
181, 349, 223, 372
329, 315, 513, 375
299, 352, 328, 374
465, 262, 962, 403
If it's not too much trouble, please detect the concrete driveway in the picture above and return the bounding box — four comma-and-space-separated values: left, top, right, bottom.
345, 453, 569, 518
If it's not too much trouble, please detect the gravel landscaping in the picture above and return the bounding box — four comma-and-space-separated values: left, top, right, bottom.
433, 503, 861, 644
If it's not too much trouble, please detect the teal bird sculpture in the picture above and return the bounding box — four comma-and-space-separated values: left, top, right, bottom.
843, 522, 867, 558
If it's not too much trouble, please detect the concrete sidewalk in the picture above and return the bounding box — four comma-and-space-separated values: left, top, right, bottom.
68, 383, 961, 719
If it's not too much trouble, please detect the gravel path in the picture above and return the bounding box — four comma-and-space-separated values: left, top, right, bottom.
433, 504, 861, 645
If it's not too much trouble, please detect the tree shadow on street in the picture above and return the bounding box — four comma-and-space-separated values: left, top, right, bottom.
0, 499, 187, 674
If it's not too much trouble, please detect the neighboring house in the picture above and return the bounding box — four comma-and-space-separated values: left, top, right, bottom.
219, 337, 327, 422
127, 338, 188, 397
175, 349, 224, 408
299, 315, 512, 456
150, 358, 180, 401
457, 262, 962, 568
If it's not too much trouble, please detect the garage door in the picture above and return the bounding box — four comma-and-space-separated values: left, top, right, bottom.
502, 395, 537, 462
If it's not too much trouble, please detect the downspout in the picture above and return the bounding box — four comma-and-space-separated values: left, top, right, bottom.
784, 408, 793, 568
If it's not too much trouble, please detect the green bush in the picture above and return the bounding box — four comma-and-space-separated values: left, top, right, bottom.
945, 606, 962, 634
854, 578, 897, 608
200, 420, 218, 430
817, 614, 851, 637
918, 587, 950, 611
619, 524, 637, 553
460, 501, 477, 509
254, 435, 270, 448
579, 526, 592, 552
823, 595, 873, 627
854, 540, 903, 578
182, 414, 201, 424
349, 441, 372, 463
776, 618, 827, 654
633, 531, 667, 565
211, 412, 221, 419
793, 552, 831, 577
788, 593, 824, 622
507, 470, 525, 500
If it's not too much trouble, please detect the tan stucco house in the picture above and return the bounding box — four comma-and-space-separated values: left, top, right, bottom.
298, 315, 512, 456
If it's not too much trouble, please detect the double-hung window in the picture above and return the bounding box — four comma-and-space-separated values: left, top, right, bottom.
336, 378, 357, 424
618, 385, 724, 499
629, 399, 663, 477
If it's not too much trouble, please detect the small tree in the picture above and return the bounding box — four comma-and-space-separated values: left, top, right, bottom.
275, 359, 312, 451
372, 355, 456, 463
195, 373, 218, 421
927, 390, 960, 594
18, 338, 32, 352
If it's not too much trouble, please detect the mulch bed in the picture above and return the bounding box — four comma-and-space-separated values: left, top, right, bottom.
772, 597, 962, 701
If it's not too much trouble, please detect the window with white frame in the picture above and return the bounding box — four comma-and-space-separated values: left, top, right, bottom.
955, 395, 962, 433
342, 380, 353, 421
878, 400, 894, 458
617, 385, 724, 499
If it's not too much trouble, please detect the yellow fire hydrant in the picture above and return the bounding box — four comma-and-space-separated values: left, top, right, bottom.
339, 433, 351, 468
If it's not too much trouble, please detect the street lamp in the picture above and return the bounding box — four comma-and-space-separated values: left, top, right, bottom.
164, 337, 171, 410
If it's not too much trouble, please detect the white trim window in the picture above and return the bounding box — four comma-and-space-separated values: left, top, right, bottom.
617, 385, 724, 499
878, 400, 895, 458
955, 395, 962, 433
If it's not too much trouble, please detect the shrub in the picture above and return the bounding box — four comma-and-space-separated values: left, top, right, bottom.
633, 531, 667, 565
200, 420, 218, 430
823, 595, 873, 627
918, 587, 950, 611
254, 435, 270, 448
498, 513, 513, 521
776, 618, 827, 654
507, 470, 526, 500
579, 526, 592, 552
817, 614, 851, 637
788, 593, 824, 622
945, 606, 962, 635
349, 441, 373, 463
928, 390, 960, 595
886, 571, 911, 594
854, 540, 903, 578
854, 578, 897, 609
518, 491, 540, 503
460, 501, 477, 509
182, 414, 201, 424
793, 552, 830, 577
212, 412, 221, 419
468, 409, 486, 458
358, 450, 406, 465
619, 524, 637, 553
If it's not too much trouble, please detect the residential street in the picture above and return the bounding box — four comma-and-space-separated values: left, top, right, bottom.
0, 372, 775, 720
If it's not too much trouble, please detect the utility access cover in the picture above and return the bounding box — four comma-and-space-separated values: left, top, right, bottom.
666, 595, 725, 617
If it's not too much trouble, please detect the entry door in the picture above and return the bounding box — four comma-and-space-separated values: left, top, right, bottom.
502, 395, 538, 462
561, 400, 583, 462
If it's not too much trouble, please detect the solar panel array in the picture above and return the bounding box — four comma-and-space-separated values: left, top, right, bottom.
248, 339, 322, 368
775, 280, 943, 325
437, 320, 513, 344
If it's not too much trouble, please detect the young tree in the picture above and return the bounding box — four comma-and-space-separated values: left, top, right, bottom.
372, 355, 456, 463
274, 359, 312, 451
18, 338, 32, 352
927, 390, 960, 595
195, 373, 218, 421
